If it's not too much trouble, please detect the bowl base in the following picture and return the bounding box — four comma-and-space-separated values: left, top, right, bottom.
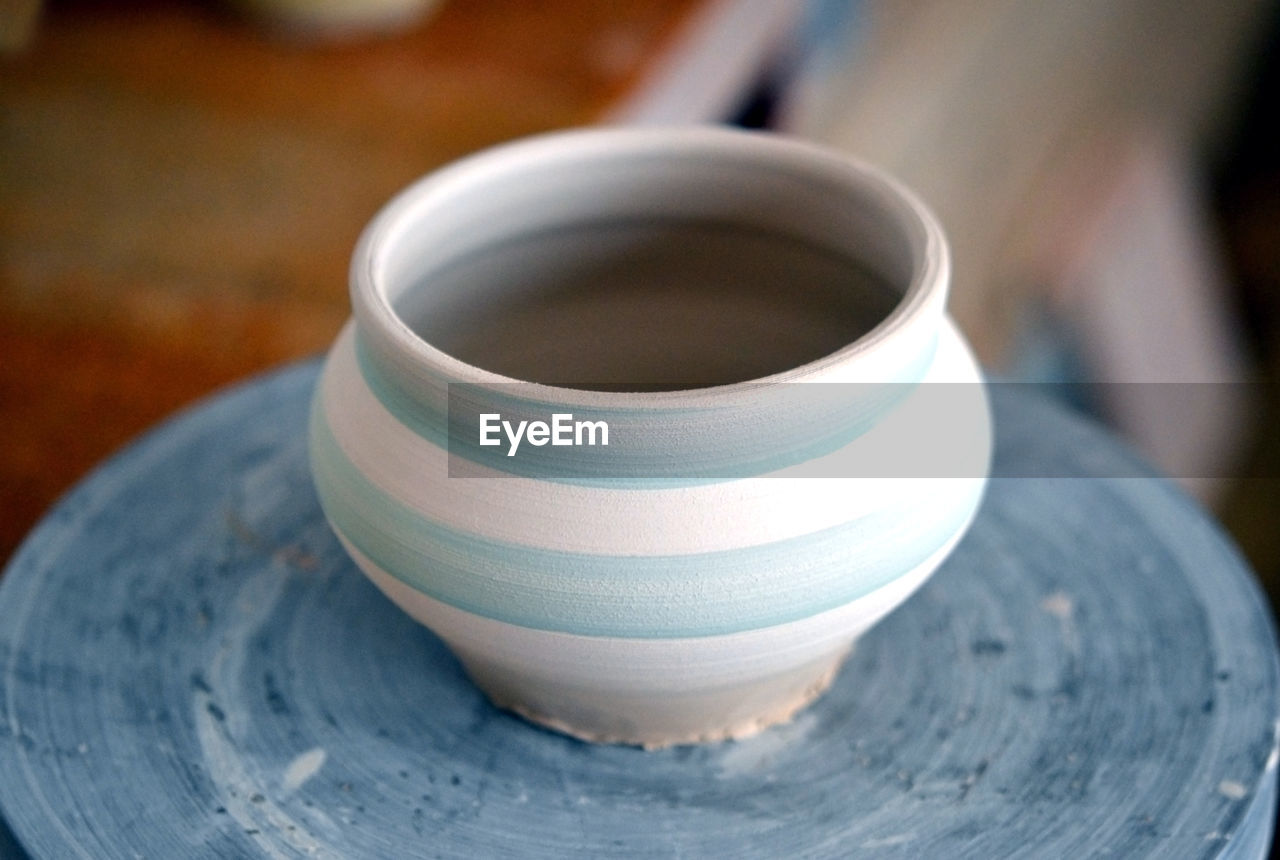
458, 645, 852, 750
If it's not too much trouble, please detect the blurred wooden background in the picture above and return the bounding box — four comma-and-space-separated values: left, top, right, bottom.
0, 0, 724, 560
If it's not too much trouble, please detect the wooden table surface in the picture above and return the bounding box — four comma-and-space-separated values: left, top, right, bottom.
0, 0, 704, 562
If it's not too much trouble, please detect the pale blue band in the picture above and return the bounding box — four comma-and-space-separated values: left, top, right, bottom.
310, 392, 980, 638
355, 332, 939, 486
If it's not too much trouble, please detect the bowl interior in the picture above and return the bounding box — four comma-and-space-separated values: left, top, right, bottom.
373, 135, 922, 391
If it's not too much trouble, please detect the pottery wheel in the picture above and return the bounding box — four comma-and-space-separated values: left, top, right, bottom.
1, 362, 1276, 858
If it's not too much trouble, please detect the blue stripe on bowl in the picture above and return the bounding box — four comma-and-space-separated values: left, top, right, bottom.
354, 332, 939, 486
310, 389, 982, 638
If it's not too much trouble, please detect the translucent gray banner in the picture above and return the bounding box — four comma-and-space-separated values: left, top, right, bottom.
443, 382, 1271, 480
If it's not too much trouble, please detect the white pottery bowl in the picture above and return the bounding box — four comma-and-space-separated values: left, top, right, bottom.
310, 127, 992, 747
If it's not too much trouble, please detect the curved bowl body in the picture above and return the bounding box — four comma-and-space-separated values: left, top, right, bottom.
310, 127, 992, 746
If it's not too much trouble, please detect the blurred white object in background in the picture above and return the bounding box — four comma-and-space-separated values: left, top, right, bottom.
604, 0, 805, 125
230, 0, 442, 40
776, 0, 1269, 499
1027, 128, 1252, 500
780, 0, 1270, 362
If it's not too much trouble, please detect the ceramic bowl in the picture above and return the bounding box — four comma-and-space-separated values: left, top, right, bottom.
310, 127, 991, 747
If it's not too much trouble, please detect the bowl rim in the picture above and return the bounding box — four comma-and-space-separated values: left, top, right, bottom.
350, 125, 950, 407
